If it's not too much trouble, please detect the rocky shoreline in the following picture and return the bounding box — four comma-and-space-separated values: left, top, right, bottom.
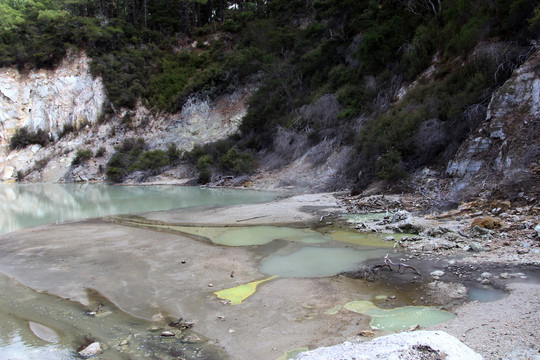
328, 191, 540, 360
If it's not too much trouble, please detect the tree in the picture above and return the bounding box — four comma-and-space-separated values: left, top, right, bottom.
0, 2, 24, 30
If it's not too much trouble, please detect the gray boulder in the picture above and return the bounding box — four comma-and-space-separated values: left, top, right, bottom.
296, 331, 482, 360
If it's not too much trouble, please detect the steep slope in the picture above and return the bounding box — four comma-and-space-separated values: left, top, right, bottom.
0, 52, 254, 183
0, 52, 105, 145
1, 0, 539, 203
447, 48, 540, 202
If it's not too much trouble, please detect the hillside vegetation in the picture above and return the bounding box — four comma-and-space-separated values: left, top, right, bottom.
1, 0, 539, 187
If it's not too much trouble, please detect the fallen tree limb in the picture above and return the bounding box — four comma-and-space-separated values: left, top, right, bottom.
340, 254, 421, 281
384, 254, 421, 275
236, 215, 269, 222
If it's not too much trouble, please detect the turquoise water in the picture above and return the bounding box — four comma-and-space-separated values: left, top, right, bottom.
0, 183, 276, 235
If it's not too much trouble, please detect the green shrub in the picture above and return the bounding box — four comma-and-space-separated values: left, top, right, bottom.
105, 138, 146, 182
223, 19, 242, 33
105, 165, 124, 183
58, 123, 75, 139
95, 147, 106, 157
135, 150, 168, 171
9, 127, 50, 150
220, 148, 255, 174
167, 143, 181, 163
72, 148, 93, 165
195, 154, 213, 183
375, 150, 407, 181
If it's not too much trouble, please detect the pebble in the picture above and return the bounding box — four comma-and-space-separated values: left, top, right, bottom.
183, 334, 203, 343
161, 331, 176, 337
430, 270, 445, 279
78, 342, 102, 358
359, 330, 375, 337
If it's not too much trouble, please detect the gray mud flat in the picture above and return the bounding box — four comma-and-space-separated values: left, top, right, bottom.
0, 217, 383, 360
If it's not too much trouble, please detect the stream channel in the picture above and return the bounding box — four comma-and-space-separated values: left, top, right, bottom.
0, 183, 504, 360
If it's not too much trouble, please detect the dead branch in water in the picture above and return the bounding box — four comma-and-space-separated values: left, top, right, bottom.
383, 254, 421, 275
340, 254, 420, 281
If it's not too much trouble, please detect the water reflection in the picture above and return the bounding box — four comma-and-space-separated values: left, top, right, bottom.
0, 183, 276, 235
0, 273, 231, 360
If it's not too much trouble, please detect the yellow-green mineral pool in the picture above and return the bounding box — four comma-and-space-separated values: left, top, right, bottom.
343, 300, 455, 331
214, 276, 278, 305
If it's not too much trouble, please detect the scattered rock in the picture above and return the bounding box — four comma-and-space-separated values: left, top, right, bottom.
480, 272, 492, 279
464, 242, 485, 252
78, 342, 102, 358
391, 210, 411, 223
161, 331, 176, 337
430, 270, 445, 279
471, 216, 500, 229
183, 334, 203, 343
358, 330, 375, 337
427, 281, 468, 305
471, 225, 492, 235
384, 236, 395, 242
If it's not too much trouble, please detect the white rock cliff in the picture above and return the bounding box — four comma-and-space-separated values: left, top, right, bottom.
0, 51, 106, 145
0, 52, 251, 182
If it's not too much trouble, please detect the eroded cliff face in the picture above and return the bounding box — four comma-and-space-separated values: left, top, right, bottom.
0, 52, 252, 183
447, 48, 540, 201
0, 52, 106, 145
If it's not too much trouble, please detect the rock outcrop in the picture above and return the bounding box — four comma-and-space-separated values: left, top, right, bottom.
296, 330, 483, 360
447, 48, 540, 201
0, 52, 253, 183
0, 51, 106, 145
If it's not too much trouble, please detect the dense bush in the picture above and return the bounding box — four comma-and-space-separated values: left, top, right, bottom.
105, 138, 147, 182
187, 140, 256, 184
71, 148, 93, 165
95, 147, 106, 157
105, 138, 178, 182
9, 127, 50, 150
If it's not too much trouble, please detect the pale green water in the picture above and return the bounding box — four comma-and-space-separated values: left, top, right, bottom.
0, 183, 276, 235
129, 223, 390, 277
344, 300, 455, 331
214, 226, 331, 246
468, 286, 508, 302
261, 246, 387, 277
